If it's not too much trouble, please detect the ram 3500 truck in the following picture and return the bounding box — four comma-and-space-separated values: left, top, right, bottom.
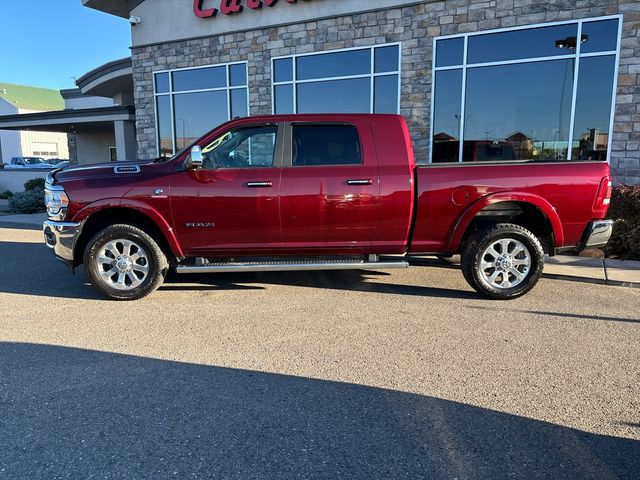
43, 114, 613, 300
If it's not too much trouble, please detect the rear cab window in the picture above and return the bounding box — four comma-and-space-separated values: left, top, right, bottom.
291, 125, 362, 166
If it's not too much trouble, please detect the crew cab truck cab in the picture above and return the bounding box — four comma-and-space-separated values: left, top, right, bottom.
43, 114, 613, 301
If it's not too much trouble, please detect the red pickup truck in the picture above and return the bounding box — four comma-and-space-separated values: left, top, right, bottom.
43, 114, 613, 301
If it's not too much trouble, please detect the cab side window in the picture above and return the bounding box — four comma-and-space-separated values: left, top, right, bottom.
202, 126, 277, 169
292, 125, 362, 166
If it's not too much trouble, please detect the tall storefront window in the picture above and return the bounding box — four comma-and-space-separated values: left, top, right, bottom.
431, 17, 621, 163
272, 44, 401, 115
154, 62, 248, 156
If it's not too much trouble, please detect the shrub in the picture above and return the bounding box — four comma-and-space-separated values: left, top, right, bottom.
0, 190, 13, 199
605, 185, 640, 260
24, 177, 46, 191
8, 189, 45, 214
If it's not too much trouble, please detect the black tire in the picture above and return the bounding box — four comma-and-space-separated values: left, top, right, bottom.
84, 224, 168, 301
461, 223, 544, 300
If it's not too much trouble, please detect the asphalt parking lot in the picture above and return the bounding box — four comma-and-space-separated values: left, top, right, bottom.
1, 226, 639, 479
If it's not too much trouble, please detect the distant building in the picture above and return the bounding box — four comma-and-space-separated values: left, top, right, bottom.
0, 58, 136, 165
0, 83, 69, 163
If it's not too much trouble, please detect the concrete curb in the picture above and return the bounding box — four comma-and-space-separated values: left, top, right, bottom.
408, 255, 640, 289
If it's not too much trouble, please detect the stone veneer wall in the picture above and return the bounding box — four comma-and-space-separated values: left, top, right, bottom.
132, 0, 640, 184
67, 133, 77, 166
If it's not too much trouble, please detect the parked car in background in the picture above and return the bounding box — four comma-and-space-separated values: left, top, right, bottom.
51, 160, 70, 169
43, 114, 613, 301
5, 157, 53, 169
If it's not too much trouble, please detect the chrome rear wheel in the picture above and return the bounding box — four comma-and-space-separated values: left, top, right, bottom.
461, 223, 544, 300
479, 238, 531, 290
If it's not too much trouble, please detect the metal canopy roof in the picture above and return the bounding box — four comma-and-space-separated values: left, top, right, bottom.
81, 0, 145, 18
0, 106, 135, 133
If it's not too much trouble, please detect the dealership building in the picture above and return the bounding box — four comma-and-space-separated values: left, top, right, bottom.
76, 0, 639, 184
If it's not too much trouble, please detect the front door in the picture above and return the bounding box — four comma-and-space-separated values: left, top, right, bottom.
279, 122, 380, 253
170, 124, 283, 255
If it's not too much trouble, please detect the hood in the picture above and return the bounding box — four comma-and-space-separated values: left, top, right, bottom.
51, 159, 165, 184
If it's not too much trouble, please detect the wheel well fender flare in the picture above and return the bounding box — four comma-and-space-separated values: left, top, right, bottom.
447, 192, 564, 251
74, 199, 184, 259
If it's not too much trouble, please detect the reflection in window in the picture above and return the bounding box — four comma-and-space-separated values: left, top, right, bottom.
174, 91, 228, 151
156, 96, 172, 156
374, 75, 399, 114
464, 60, 574, 162
297, 78, 371, 113
572, 56, 616, 161
172, 66, 226, 92
273, 44, 400, 115
274, 85, 294, 114
431, 17, 620, 163
581, 19, 619, 54
432, 69, 462, 163
297, 49, 371, 80
202, 126, 277, 169
467, 24, 577, 64
155, 73, 170, 94
153, 62, 248, 155
435, 38, 464, 67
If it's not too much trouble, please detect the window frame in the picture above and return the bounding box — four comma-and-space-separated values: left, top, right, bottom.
153, 61, 250, 157
271, 43, 402, 115
429, 15, 623, 164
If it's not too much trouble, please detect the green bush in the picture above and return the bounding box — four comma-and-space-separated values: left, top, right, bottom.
605, 185, 640, 260
0, 190, 13, 199
24, 177, 46, 191
8, 189, 45, 214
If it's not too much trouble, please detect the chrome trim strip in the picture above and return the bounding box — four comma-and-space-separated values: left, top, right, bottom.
176, 260, 409, 274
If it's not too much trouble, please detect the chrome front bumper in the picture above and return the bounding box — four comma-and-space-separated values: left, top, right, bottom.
43, 220, 82, 265
583, 220, 614, 248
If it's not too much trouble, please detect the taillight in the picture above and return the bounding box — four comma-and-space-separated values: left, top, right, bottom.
594, 176, 613, 211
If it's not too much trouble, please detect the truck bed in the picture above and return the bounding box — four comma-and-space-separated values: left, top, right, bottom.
410, 161, 611, 254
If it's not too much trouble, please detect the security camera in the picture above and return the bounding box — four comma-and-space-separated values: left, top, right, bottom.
128, 16, 142, 26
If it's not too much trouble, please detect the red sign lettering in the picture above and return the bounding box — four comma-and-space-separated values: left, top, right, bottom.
194, 0, 301, 19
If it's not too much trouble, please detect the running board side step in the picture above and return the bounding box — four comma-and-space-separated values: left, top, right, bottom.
175, 258, 409, 274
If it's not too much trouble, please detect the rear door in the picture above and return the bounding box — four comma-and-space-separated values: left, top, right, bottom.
279, 121, 380, 252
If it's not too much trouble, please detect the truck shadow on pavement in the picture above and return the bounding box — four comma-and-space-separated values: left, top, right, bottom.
0, 240, 476, 300
161, 269, 478, 300
1, 342, 639, 480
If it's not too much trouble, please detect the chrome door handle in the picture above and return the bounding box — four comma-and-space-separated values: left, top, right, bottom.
346, 179, 373, 186
246, 181, 273, 188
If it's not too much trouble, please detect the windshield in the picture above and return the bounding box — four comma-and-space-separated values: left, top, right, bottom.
24, 157, 47, 165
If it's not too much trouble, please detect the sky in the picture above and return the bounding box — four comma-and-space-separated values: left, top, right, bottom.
0, 1, 131, 90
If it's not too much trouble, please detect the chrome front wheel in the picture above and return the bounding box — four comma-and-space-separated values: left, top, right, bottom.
95, 239, 150, 291
84, 224, 168, 300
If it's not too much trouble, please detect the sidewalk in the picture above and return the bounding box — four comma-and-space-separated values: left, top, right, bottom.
409, 254, 640, 289
545, 256, 640, 288
0, 212, 47, 229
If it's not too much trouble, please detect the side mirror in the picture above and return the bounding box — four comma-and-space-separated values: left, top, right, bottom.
187, 145, 204, 169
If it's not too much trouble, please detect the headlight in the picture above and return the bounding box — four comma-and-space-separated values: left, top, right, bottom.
44, 187, 69, 221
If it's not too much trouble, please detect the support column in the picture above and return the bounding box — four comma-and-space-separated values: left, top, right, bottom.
114, 120, 137, 161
